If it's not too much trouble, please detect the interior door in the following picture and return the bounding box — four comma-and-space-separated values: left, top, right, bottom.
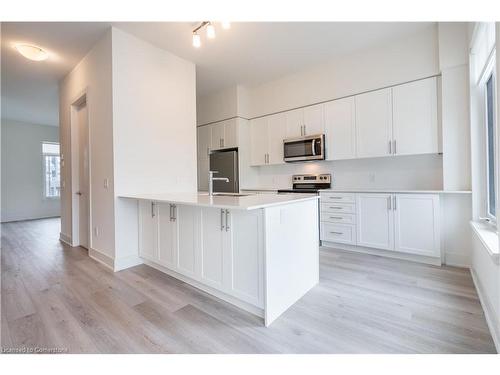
394, 194, 440, 257
285, 108, 304, 138
392, 77, 438, 155
324, 97, 356, 160
158, 203, 177, 268
267, 112, 286, 165
356, 193, 394, 251
303, 103, 324, 135
355, 88, 393, 158
77, 103, 89, 248
250, 117, 268, 166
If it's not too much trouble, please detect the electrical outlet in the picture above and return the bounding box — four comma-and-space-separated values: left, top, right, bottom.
94, 227, 99, 237
104, 178, 109, 189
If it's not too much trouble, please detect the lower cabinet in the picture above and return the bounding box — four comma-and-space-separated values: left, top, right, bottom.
138, 201, 264, 308
321, 192, 441, 260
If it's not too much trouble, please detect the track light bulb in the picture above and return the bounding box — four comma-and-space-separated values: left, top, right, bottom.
192, 33, 201, 48
206, 23, 216, 39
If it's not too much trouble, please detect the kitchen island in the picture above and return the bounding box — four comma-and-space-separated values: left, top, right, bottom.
120, 192, 319, 326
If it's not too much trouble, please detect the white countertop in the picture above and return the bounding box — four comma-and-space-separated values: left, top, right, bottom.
321, 189, 472, 194
119, 192, 319, 210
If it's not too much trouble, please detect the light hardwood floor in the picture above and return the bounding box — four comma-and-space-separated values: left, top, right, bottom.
1, 218, 496, 353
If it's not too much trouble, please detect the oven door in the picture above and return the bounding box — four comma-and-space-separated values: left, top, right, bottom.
283, 134, 325, 162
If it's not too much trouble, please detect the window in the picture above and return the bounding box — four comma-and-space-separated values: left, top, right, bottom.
42, 142, 61, 198
485, 73, 497, 219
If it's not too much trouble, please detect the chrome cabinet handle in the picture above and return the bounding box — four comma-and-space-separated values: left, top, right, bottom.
220, 209, 225, 231
169, 204, 173, 221
172, 204, 177, 221
393, 195, 397, 210
329, 207, 343, 209
207, 147, 210, 156
387, 196, 391, 210
393, 140, 397, 154
225, 210, 230, 232
151, 202, 155, 218
329, 197, 342, 199
330, 231, 343, 235
388, 140, 392, 154
329, 216, 343, 220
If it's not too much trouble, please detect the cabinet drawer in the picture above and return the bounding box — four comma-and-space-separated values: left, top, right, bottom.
321, 203, 356, 214
321, 192, 355, 204
321, 223, 356, 244
321, 213, 355, 224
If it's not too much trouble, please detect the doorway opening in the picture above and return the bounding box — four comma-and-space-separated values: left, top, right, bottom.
70, 94, 90, 249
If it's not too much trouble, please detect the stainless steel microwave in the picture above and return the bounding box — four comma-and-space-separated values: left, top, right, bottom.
283, 134, 325, 162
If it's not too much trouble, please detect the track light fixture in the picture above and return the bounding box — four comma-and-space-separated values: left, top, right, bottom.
192, 21, 230, 48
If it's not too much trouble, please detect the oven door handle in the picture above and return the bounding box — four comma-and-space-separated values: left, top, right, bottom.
311, 139, 316, 156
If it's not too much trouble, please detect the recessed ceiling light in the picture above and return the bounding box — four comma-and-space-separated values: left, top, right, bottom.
15, 44, 49, 61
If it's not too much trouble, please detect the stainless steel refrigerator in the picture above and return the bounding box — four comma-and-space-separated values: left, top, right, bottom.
209, 149, 239, 193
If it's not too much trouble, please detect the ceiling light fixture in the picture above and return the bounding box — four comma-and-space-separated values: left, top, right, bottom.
192, 32, 201, 48
206, 22, 216, 39
15, 43, 49, 61
191, 21, 230, 48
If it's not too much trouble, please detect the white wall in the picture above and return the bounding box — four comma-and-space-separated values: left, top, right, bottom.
197, 86, 239, 125
59, 29, 115, 258
111, 28, 197, 269
1, 119, 60, 222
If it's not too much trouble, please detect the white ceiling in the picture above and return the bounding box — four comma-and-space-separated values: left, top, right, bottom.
1, 22, 435, 126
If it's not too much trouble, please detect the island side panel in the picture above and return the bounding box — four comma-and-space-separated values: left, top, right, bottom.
264, 199, 319, 326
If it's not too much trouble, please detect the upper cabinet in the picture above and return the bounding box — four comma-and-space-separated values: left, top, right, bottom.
210, 118, 238, 150
245, 76, 440, 167
324, 97, 356, 161
392, 77, 438, 156
197, 125, 211, 159
355, 88, 393, 159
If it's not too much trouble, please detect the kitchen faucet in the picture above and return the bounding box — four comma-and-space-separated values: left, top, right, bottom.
208, 171, 229, 196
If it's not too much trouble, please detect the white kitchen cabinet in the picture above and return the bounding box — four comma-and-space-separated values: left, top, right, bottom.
211, 122, 225, 150
197, 125, 212, 158
226, 209, 264, 306
175, 204, 199, 278
157, 203, 177, 269
303, 103, 324, 135
138, 200, 158, 261
200, 207, 226, 288
355, 88, 393, 159
285, 108, 304, 138
392, 77, 438, 156
267, 112, 286, 165
222, 118, 238, 149
197, 157, 209, 191
250, 117, 269, 166
356, 193, 394, 251
394, 194, 440, 257
324, 97, 356, 160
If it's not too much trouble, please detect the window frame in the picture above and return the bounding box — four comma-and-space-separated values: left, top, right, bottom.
479, 55, 498, 225
42, 141, 61, 200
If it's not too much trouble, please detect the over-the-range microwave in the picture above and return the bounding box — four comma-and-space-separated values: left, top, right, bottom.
283, 134, 325, 162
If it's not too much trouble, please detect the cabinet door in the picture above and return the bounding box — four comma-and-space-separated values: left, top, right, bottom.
139, 200, 158, 261
285, 108, 304, 138
211, 122, 224, 150
392, 78, 438, 155
250, 117, 268, 166
267, 112, 286, 165
225, 209, 264, 307
303, 103, 324, 135
157, 203, 177, 268
197, 125, 211, 159
355, 88, 393, 158
200, 207, 225, 288
176, 205, 200, 278
394, 194, 440, 257
324, 97, 356, 160
356, 194, 394, 251
197, 157, 209, 191
222, 118, 238, 149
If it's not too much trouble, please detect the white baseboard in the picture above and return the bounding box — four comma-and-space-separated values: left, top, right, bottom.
143, 259, 264, 319
470, 268, 500, 353
59, 232, 72, 246
88, 248, 114, 271
444, 252, 470, 268
321, 242, 442, 266
114, 255, 143, 272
